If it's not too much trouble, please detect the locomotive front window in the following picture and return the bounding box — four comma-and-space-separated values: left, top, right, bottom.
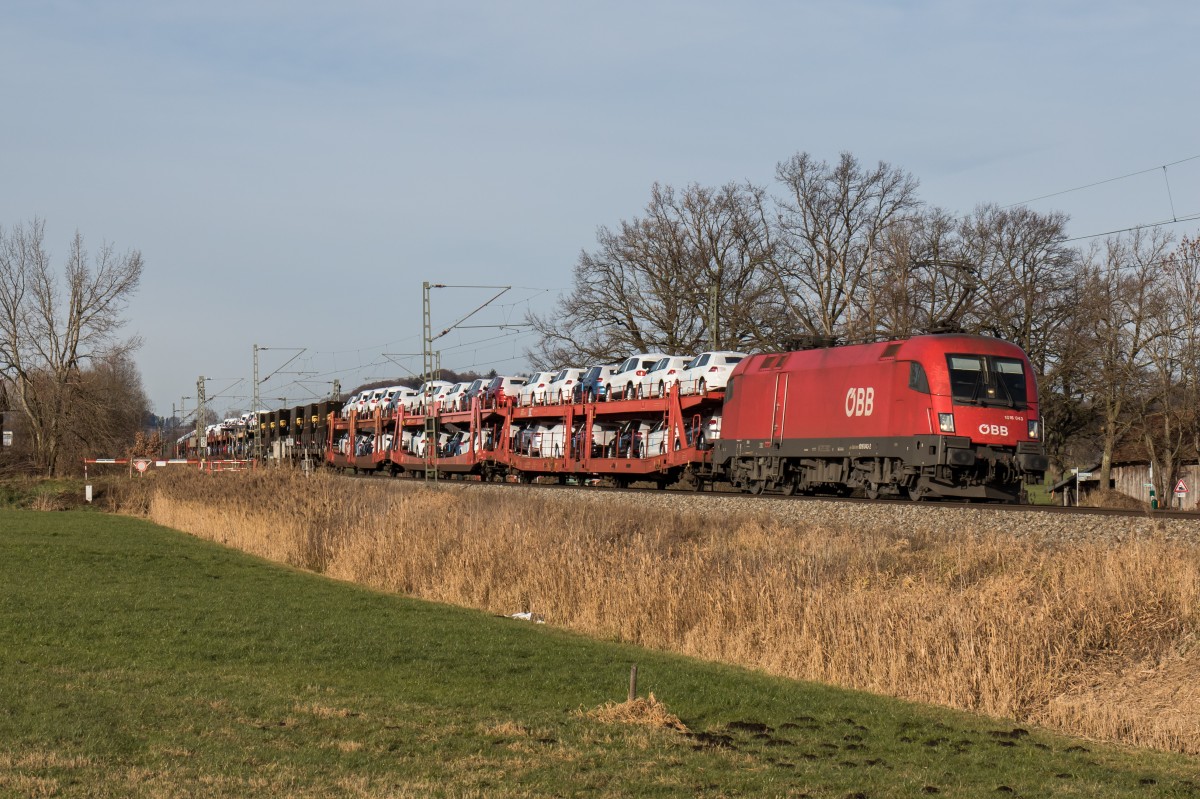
946, 354, 1027, 409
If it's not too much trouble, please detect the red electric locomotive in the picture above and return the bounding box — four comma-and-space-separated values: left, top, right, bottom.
713, 334, 1048, 501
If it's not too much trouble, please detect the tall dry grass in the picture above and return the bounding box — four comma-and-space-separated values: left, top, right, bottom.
137, 469, 1200, 753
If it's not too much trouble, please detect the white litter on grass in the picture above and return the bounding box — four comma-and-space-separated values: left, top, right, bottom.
508, 611, 545, 624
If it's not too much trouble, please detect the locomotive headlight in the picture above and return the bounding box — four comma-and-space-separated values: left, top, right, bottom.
938, 413, 956, 433
1028, 418, 1041, 440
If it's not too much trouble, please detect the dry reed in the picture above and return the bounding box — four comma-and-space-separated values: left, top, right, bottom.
138, 469, 1200, 753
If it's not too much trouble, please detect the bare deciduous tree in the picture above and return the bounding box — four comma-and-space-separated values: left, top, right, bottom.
958, 205, 1086, 471
1077, 230, 1173, 484
959, 204, 1078, 374
0, 219, 144, 474
868, 207, 973, 339
1143, 235, 1200, 500
527, 182, 774, 367
1172, 237, 1200, 472
770, 152, 921, 340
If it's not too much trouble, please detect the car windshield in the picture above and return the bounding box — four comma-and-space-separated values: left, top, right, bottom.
945, 354, 1028, 409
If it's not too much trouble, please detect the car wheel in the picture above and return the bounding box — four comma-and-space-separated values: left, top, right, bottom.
658, 381, 665, 398
626, 382, 635, 400
699, 378, 707, 396
604, 385, 612, 401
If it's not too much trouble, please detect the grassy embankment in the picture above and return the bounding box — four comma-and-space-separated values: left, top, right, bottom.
2, 508, 1198, 797
128, 468, 1200, 756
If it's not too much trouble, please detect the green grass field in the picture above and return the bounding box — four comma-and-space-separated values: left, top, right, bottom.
1, 510, 1196, 798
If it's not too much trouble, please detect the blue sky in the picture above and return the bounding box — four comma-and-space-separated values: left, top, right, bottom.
2, 0, 1198, 419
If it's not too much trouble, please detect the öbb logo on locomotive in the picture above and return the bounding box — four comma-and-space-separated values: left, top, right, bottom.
979, 424, 1009, 436
844, 387, 874, 417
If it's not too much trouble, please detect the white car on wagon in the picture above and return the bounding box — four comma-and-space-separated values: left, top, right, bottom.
678, 351, 748, 395
638, 355, 693, 398
546, 367, 585, 404
605, 353, 669, 401
518, 371, 557, 406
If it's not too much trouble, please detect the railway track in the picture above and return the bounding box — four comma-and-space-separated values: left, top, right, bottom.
344, 467, 1199, 525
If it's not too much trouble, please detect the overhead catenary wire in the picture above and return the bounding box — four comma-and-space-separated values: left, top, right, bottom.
1062, 211, 1200, 244
1002, 153, 1200, 209
236, 290, 550, 413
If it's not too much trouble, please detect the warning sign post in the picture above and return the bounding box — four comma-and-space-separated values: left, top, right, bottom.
1175, 479, 1189, 496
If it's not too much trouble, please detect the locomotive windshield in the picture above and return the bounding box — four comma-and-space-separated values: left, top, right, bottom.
945, 354, 1028, 409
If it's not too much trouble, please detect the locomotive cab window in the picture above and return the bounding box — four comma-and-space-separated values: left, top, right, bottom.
946, 354, 1027, 409
907, 361, 930, 393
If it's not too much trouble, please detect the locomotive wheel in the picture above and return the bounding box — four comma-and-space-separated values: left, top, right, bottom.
781, 479, 798, 496
907, 485, 926, 502
865, 483, 880, 500
748, 480, 765, 495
